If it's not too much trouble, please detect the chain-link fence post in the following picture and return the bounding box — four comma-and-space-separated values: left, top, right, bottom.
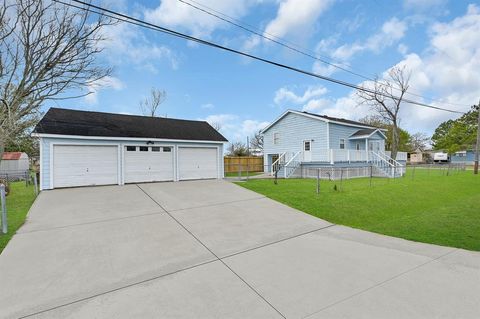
1, 184, 7, 234
33, 172, 39, 196
316, 168, 320, 195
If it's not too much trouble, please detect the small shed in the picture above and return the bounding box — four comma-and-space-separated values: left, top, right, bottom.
0, 152, 30, 173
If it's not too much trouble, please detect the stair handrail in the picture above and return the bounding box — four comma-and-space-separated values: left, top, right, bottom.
284, 151, 302, 178
271, 152, 286, 176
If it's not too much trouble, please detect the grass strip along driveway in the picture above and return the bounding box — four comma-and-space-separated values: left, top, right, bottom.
0, 182, 36, 253
237, 169, 480, 251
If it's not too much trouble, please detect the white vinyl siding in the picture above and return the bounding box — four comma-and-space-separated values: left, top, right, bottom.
124, 146, 174, 183
178, 147, 218, 180
52, 145, 118, 188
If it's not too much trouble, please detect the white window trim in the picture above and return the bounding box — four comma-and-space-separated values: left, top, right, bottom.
339, 138, 345, 150
273, 132, 279, 145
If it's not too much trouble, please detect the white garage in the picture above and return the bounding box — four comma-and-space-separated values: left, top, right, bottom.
124, 145, 174, 183
33, 108, 227, 190
52, 145, 118, 188
178, 147, 219, 180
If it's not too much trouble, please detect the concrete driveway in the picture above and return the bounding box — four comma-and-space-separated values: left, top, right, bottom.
0, 180, 479, 319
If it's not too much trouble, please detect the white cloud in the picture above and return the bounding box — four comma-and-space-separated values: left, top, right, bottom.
244, 0, 334, 51
144, 0, 258, 38
392, 4, 480, 131
264, 0, 334, 40
397, 43, 409, 55
331, 17, 408, 61
201, 103, 215, 109
200, 114, 269, 142
274, 85, 328, 105
85, 76, 125, 104
303, 4, 480, 134
100, 22, 179, 72
403, 0, 447, 12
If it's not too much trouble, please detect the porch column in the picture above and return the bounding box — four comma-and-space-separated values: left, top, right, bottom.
365, 138, 369, 162
330, 149, 334, 164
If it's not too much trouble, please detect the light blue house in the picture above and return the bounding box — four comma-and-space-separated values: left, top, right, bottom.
451, 150, 475, 165
261, 110, 407, 178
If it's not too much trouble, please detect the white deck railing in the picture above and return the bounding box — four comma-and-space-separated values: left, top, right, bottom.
313, 149, 407, 163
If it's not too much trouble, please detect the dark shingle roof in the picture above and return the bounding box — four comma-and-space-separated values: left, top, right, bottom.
350, 128, 376, 137
33, 108, 228, 142
302, 111, 381, 129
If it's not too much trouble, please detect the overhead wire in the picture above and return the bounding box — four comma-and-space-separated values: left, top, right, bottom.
54, 0, 466, 115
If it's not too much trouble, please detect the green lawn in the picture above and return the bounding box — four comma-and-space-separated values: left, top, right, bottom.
0, 182, 37, 253
225, 171, 263, 177
237, 169, 480, 251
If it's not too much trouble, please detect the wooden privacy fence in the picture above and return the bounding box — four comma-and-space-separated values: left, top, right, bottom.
224, 156, 264, 173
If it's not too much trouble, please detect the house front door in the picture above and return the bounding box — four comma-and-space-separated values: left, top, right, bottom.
303, 140, 312, 162
369, 141, 380, 152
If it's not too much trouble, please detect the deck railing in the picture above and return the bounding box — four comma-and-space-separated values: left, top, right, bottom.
313, 149, 407, 164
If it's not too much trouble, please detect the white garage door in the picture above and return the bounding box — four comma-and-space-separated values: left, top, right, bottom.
124, 146, 174, 183
178, 147, 218, 180
53, 145, 118, 188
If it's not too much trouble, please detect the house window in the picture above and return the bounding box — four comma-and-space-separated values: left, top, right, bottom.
304, 141, 311, 151
126, 146, 136, 151
356, 143, 360, 151
139, 146, 148, 152
339, 139, 345, 150
151, 146, 161, 152
163, 147, 172, 152
273, 132, 280, 145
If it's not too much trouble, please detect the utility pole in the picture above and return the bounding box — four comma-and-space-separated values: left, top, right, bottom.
246, 136, 250, 156
474, 100, 480, 174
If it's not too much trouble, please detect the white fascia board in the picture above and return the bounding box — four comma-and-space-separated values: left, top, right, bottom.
31, 133, 227, 144
261, 109, 384, 133
349, 129, 387, 140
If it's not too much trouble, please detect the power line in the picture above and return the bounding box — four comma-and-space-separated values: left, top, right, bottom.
56, 0, 465, 115
177, 0, 470, 109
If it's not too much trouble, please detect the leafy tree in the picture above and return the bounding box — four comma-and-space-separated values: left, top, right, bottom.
431, 105, 478, 154
5, 133, 39, 157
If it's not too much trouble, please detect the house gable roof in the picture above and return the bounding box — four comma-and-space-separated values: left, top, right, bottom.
33, 108, 228, 142
349, 128, 387, 140
261, 110, 385, 133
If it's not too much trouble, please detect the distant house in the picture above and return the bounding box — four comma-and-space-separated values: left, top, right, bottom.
261, 110, 407, 178
0, 152, 29, 174
451, 150, 475, 165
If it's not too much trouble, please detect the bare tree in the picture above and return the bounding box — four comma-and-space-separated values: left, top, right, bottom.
0, 0, 113, 159
139, 88, 167, 117
227, 142, 248, 156
409, 132, 430, 152
250, 130, 264, 151
357, 66, 411, 160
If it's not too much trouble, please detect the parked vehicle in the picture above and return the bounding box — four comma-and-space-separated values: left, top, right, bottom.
433, 152, 449, 163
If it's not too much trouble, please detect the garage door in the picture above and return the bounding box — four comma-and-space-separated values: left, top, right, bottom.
124, 146, 174, 183
53, 145, 118, 188
178, 147, 218, 180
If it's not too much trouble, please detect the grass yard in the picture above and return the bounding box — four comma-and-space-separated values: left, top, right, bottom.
0, 182, 37, 253
237, 169, 480, 251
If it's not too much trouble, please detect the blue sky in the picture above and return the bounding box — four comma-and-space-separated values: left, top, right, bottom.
55, 0, 480, 142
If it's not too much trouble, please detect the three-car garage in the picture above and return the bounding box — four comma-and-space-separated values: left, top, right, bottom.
34, 108, 227, 190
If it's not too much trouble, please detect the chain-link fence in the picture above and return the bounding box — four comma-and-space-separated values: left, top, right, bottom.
0, 170, 32, 183
224, 163, 269, 180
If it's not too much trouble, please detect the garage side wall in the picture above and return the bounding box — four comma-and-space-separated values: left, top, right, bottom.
40, 137, 224, 190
